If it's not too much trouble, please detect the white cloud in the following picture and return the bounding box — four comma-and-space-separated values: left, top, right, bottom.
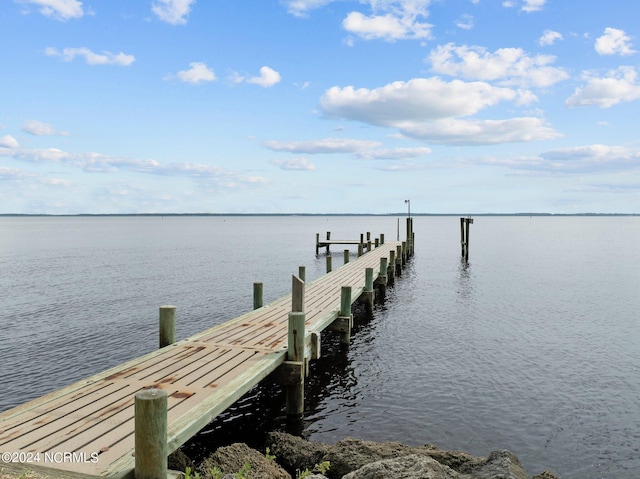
428, 43, 569, 88
538, 145, 640, 173
565, 66, 640, 108
455, 14, 474, 30
16, 0, 83, 20
595, 28, 636, 56
342, 11, 432, 41
44, 47, 135, 66
356, 146, 432, 160
270, 157, 316, 170
175, 62, 216, 84
1, 146, 268, 185
0, 166, 31, 180
247, 66, 282, 87
151, 0, 195, 25
281, 0, 335, 17
264, 138, 381, 154
539, 30, 563, 46
397, 117, 560, 145
0, 135, 19, 148
23, 120, 69, 136
319, 77, 561, 145
320, 77, 518, 125
521, 0, 546, 12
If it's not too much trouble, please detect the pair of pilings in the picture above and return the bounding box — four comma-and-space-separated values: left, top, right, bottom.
315, 231, 385, 256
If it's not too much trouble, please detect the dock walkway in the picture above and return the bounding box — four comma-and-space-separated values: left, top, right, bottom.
0, 239, 410, 479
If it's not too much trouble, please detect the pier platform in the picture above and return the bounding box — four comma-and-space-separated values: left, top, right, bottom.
0, 231, 414, 478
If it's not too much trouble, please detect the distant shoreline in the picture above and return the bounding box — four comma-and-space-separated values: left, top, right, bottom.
0, 212, 638, 217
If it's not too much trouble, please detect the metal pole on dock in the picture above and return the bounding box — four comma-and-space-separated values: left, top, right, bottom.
134, 388, 168, 479
159, 305, 176, 348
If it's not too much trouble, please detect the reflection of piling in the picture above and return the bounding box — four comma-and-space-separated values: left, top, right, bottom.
460, 217, 473, 262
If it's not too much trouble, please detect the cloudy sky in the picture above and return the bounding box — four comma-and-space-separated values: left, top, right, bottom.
1, 0, 639, 214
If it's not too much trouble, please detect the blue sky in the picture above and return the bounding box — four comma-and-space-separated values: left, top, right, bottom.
1, 0, 639, 214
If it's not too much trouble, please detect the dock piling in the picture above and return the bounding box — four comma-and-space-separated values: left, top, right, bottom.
253, 283, 263, 310
298, 266, 306, 282
361, 267, 375, 315
396, 245, 403, 276
460, 217, 473, 261
326, 256, 332, 273
159, 305, 176, 348
134, 388, 167, 479
333, 286, 353, 345
344, 249, 349, 264
376, 257, 388, 299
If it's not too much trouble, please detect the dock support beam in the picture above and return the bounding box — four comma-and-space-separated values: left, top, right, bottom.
159, 305, 176, 348
134, 388, 168, 479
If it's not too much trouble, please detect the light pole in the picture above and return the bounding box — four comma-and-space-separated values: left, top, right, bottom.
404, 199, 410, 218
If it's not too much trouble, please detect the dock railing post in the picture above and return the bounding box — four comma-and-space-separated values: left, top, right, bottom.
402, 241, 407, 265
380, 233, 385, 245
159, 305, 176, 349
326, 255, 332, 273
286, 275, 305, 418
375, 237, 379, 248
134, 388, 168, 479
358, 242, 363, 257
344, 249, 349, 264
396, 245, 403, 276
253, 282, 263, 310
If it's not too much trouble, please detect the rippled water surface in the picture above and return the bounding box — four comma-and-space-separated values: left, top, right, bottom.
1, 216, 639, 478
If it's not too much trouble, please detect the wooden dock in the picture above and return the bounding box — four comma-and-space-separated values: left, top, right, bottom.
0, 228, 414, 479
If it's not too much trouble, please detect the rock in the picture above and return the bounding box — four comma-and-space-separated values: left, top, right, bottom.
469, 450, 529, 479
197, 443, 291, 479
341, 454, 463, 479
532, 472, 560, 479
266, 431, 330, 474
168, 448, 194, 472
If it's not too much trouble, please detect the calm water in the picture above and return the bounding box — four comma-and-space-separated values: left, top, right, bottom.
1, 216, 639, 478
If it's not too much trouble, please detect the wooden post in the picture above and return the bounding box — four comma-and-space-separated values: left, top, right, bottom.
286, 275, 306, 418
358, 242, 363, 257
460, 217, 465, 258
326, 255, 332, 273
376, 257, 388, 300
396, 245, 403, 276
286, 311, 306, 418
406, 217, 411, 257
362, 267, 374, 315
344, 249, 349, 264
159, 305, 175, 349
253, 282, 263, 310
315, 233, 320, 255
134, 388, 167, 479
298, 266, 306, 282
367, 239, 372, 253
292, 275, 304, 313
389, 250, 396, 284
338, 286, 352, 345
380, 233, 385, 245
375, 237, 379, 248
402, 241, 407, 265
326, 231, 331, 254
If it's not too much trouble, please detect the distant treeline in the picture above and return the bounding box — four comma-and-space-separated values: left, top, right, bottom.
1, 213, 638, 217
